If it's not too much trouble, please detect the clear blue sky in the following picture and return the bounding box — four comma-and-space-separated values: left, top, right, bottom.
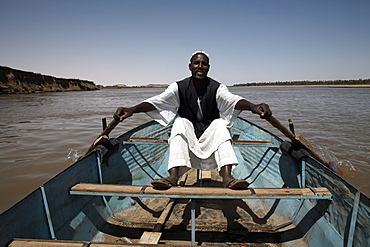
1, 0, 369, 86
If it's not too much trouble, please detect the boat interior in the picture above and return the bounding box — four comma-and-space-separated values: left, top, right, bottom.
5, 119, 369, 247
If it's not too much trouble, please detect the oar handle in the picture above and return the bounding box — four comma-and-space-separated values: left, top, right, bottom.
100, 118, 120, 136
85, 118, 120, 156
265, 116, 335, 172
265, 116, 296, 142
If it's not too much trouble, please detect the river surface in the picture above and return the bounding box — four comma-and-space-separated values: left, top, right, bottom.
0, 87, 369, 213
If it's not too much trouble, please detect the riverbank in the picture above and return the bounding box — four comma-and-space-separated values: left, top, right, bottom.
0, 66, 99, 94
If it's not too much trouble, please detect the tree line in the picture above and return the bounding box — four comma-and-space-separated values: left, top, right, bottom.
234, 78, 370, 87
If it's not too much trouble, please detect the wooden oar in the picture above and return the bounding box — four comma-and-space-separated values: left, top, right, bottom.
138, 198, 176, 244
265, 115, 340, 174
84, 118, 120, 156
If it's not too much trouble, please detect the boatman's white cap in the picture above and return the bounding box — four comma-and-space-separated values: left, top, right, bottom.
191, 50, 210, 60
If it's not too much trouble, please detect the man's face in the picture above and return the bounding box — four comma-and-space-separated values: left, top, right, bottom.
189, 53, 210, 80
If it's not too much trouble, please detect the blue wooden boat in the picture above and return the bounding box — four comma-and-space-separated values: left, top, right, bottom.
1, 117, 369, 246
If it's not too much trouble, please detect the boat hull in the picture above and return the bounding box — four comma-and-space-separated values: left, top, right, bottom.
1, 118, 369, 246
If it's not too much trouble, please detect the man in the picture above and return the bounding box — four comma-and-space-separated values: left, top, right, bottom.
114, 51, 271, 189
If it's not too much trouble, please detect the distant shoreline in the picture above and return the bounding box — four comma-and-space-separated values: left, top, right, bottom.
233, 79, 369, 88
101, 84, 370, 89
232, 84, 370, 88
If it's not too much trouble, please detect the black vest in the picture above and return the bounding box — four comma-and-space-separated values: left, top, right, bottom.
177, 77, 220, 138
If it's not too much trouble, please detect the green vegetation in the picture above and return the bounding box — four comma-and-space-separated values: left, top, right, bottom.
100, 85, 168, 89
234, 79, 370, 87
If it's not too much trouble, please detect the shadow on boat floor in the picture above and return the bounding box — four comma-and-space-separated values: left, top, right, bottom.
92, 169, 330, 245
96, 197, 330, 245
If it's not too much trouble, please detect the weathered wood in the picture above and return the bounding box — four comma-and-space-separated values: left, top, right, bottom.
138, 198, 176, 244
135, 173, 190, 244
155, 198, 176, 227
265, 116, 338, 173
138, 172, 186, 245
266, 116, 296, 141
85, 119, 119, 155
71, 183, 332, 199
10, 238, 164, 247
93, 135, 108, 147
200, 170, 212, 181
138, 232, 162, 244
233, 140, 272, 144
128, 137, 272, 145
9, 239, 86, 247
129, 137, 169, 143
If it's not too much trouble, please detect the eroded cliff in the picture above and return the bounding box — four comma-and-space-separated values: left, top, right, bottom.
0, 66, 99, 94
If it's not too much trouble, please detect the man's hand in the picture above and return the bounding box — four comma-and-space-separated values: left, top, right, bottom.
113, 103, 156, 122
235, 100, 272, 119
251, 103, 272, 119
113, 107, 134, 122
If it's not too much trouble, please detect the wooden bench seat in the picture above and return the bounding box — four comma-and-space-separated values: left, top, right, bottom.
9, 239, 85, 247
70, 183, 332, 200
9, 238, 152, 247
127, 137, 274, 145
68, 184, 332, 245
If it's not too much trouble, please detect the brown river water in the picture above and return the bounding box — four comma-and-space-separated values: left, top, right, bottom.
0, 87, 369, 213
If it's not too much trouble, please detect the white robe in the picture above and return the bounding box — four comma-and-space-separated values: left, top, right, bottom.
144, 82, 244, 172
